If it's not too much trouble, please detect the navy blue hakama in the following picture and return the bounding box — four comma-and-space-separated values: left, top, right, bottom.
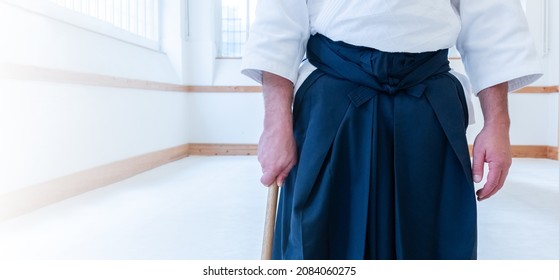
272, 34, 477, 260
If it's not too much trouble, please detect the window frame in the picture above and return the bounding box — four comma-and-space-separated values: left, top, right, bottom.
2, 0, 161, 51
216, 0, 257, 59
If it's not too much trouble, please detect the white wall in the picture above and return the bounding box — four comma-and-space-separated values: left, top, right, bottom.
160, 0, 189, 84
0, 80, 189, 193
464, 92, 559, 146
184, 0, 217, 85
0, 2, 190, 193
183, 0, 263, 144
527, 0, 559, 86
186, 92, 263, 144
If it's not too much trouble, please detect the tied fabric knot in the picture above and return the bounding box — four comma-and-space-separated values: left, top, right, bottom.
347, 84, 428, 108
306, 33, 450, 107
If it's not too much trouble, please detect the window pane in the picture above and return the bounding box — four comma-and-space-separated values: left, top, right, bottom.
220, 0, 257, 57
49, 0, 159, 42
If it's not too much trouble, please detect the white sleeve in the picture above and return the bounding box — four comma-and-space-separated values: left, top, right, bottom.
240, 0, 310, 85
455, 0, 542, 95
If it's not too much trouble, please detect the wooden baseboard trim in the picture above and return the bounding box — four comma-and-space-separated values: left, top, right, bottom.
468, 145, 558, 160
514, 86, 559, 94
185, 86, 261, 93
548, 146, 559, 160
0, 143, 258, 222
1, 143, 556, 222
0, 144, 190, 222
510, 145, 550, 159
188, 143, 258, 156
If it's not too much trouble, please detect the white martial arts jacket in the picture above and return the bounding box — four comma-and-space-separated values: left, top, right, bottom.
241, 0, 542, 111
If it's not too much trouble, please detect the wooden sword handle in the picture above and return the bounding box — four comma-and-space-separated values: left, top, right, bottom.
261, 182, 279, 260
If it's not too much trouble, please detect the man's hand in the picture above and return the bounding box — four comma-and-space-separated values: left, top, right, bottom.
258, 72, 297, 187
472, 82, 512, 201
258, 122, 297, 187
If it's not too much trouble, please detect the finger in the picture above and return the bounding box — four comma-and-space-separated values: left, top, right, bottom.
260, 171, 278, 187
260, 159, 295, 187
471, 147, 485, 183
485, 165, 510, 199
477, 164, 502, 201
479, 167, 501, 200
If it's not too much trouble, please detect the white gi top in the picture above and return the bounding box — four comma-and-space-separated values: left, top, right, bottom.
241, 0, 542, 97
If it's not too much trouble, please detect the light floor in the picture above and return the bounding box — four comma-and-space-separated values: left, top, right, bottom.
0, 157, 557, 260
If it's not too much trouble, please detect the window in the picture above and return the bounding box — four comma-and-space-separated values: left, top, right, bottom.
219, 0, 257, 58
49, 0, 159, 43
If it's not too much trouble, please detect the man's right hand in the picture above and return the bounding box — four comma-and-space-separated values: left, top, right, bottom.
258, 123, 297, 187
259, 72, 297, 187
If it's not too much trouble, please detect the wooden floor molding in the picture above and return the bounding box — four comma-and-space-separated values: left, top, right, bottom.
0, 144, 190, 222
187, 144, 556, 159
514, 86, 559, 94
510, 145, 550, 159
468, 145, 558, 160
188, 143, 258, 156
548, 146, 559, 160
